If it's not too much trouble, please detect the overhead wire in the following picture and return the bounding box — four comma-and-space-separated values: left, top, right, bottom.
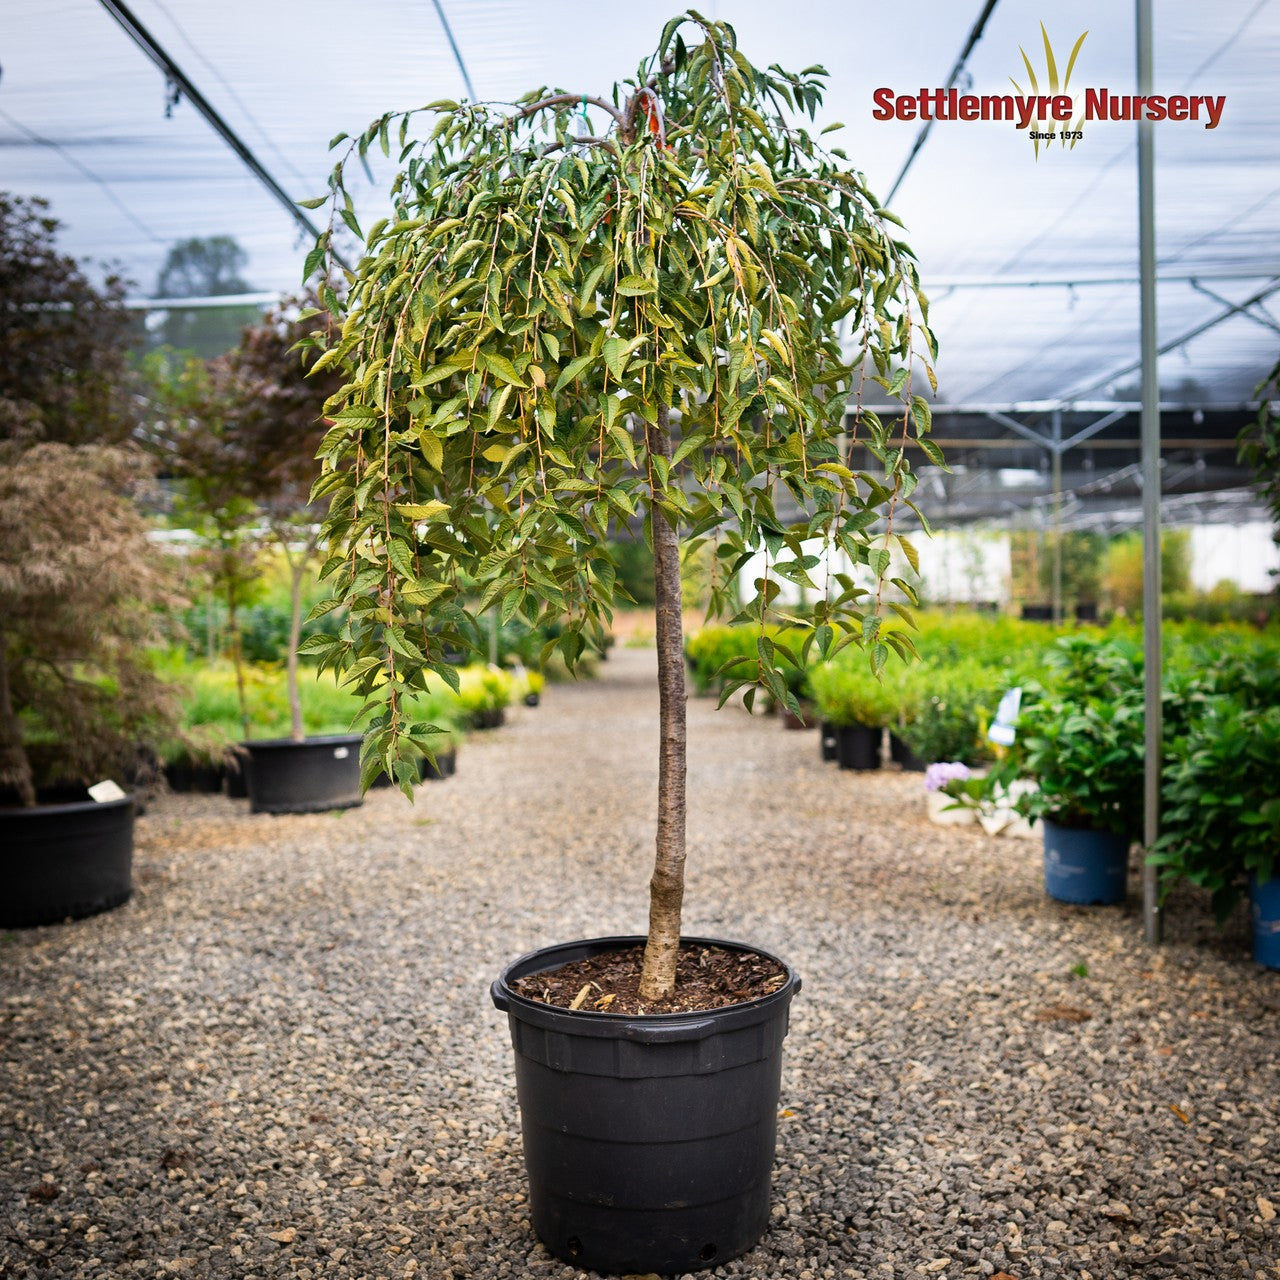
883, 0, 1001, 206
0, 104, 165, 245
429, 0, 477, 103
146, 0, 311, 189
95, 0, 347, 271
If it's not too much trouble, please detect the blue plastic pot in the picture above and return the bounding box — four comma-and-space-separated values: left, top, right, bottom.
1251, 874, 1280, 970
1042, 820, 1129, 905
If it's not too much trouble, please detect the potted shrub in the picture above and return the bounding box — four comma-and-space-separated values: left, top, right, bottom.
1149, 697, 1280, 968
892, 659, 989, 772
457, 666, 515, 730
519, 668, 545, 708
159, 303, 368, 811
0, 443, 181, 926
1, 195, 182, 925
809, 658, 901, 770
303, 13, 936, 1273
1003, 638, 1146, 904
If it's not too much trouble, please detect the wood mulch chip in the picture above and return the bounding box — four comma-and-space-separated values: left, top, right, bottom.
509, 942, 787, 1016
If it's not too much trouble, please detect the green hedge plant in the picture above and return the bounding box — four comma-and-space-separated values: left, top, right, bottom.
1150, 698, 1280, 924
810, 658, 903, 730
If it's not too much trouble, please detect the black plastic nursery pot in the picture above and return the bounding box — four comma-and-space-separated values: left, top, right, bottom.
1, 795, 134, 928
819, 720, 839, 762
835, 723, 882, 771
889, 733, 926, 772
491, 935, 801, 1276
241, 734, 364, 814
163, 757, 226, 794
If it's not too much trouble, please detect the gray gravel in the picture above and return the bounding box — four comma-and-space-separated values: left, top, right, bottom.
2, 643, 1278, 1280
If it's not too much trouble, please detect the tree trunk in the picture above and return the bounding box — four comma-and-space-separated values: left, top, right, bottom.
0, 633, 36, 807
638, 406, 688, 1002
283, 525, 322, 743
285, 540, 307, 743
228, 578, 249, 742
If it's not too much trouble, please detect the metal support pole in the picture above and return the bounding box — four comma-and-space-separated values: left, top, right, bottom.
1137, 0, 1163, 946
1051, 409, 1064, 625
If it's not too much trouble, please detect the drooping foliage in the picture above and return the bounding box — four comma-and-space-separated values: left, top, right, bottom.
0, 444, 179, 804
304, 13, 939, 784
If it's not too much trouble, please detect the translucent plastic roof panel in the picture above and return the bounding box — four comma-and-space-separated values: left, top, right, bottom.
2, 0, 1278, 407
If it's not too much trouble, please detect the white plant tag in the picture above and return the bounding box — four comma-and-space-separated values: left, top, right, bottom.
987, 686, 1022, 747
88, 780, 127, 802
333, 746, 349, 759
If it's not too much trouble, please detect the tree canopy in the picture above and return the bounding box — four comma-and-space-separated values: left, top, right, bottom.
304, 13, 939, 783
0, 192, 140, 446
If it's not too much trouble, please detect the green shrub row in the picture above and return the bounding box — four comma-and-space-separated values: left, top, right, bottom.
685, 613, 1280, 921
161, 655, 537, 765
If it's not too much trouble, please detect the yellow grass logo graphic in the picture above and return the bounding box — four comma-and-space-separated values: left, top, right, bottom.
1011, 23, 1089, 157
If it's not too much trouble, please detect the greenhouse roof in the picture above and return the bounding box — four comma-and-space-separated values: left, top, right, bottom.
3, 1, 1278, 436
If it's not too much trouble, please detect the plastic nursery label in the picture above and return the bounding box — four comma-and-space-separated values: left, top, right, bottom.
333, 746, 350, 759
987, 686, 1022, 747
88, 780, 127, 803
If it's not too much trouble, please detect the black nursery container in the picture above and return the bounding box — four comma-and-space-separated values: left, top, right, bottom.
819, 720, 839, 761
491, 935, 800, 1276
889, 732, 925, 772
835, 723, 881, 771
2, 795, 134, 927
241, 734, 363, 814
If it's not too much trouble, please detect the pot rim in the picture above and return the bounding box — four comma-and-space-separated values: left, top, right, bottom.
0, 793, 134, 818
240, 733, 365, 752
493, 933, 800, 1028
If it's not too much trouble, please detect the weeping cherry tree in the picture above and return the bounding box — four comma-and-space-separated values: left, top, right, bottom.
303, 12, 940, 1000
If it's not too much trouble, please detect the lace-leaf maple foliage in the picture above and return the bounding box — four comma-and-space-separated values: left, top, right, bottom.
303, 13, 940, 998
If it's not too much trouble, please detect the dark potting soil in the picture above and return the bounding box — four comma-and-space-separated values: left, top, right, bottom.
509, 943, 787, 1016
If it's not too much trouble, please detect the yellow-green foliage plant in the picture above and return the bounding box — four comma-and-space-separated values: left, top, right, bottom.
302, 12, 937, 999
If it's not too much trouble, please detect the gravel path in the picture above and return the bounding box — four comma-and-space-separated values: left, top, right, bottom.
3, 644, 1277, 1280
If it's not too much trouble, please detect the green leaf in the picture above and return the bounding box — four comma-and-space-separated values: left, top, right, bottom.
603, 336, 627, 381
480, 351, 528, 387
617, 274, 656, 296
486, 384, 514, 431
553, 353, 595, 394
396, 500, 449, 521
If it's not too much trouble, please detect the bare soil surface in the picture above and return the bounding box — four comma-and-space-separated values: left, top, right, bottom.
509, 941, 788, 1015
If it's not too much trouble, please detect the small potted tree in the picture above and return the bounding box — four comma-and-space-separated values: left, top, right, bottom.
0, 441, 181, 926
220, 301, 367, 813
304, 13, 937, 1273
158, 305, 365, 812
1, 193, 182, 925
146, 347, 262, 794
